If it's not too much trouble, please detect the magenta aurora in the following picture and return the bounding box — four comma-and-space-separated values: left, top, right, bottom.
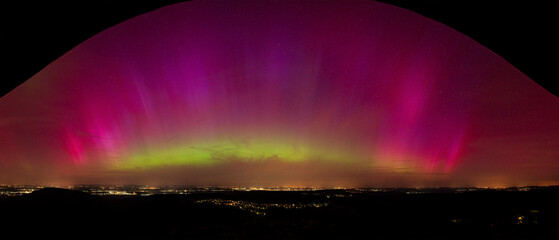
1, 0, 558, 187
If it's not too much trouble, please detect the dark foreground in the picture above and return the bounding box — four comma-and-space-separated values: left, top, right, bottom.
0, 187, 558, 239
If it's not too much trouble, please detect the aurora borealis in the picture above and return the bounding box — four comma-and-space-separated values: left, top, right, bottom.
1, 0, 558, 187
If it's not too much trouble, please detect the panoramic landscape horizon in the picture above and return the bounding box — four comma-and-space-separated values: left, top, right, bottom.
1, 1, 558, 239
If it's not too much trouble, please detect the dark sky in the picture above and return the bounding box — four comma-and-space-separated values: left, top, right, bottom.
1, 0, 558, 98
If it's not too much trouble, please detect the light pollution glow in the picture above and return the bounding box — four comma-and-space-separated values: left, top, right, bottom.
0, 0, 558, 187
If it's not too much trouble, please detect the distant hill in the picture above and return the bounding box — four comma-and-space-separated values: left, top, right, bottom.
27, 187, 92, 202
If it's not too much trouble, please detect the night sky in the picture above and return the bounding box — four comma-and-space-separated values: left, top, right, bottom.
1, 0, 558, 187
